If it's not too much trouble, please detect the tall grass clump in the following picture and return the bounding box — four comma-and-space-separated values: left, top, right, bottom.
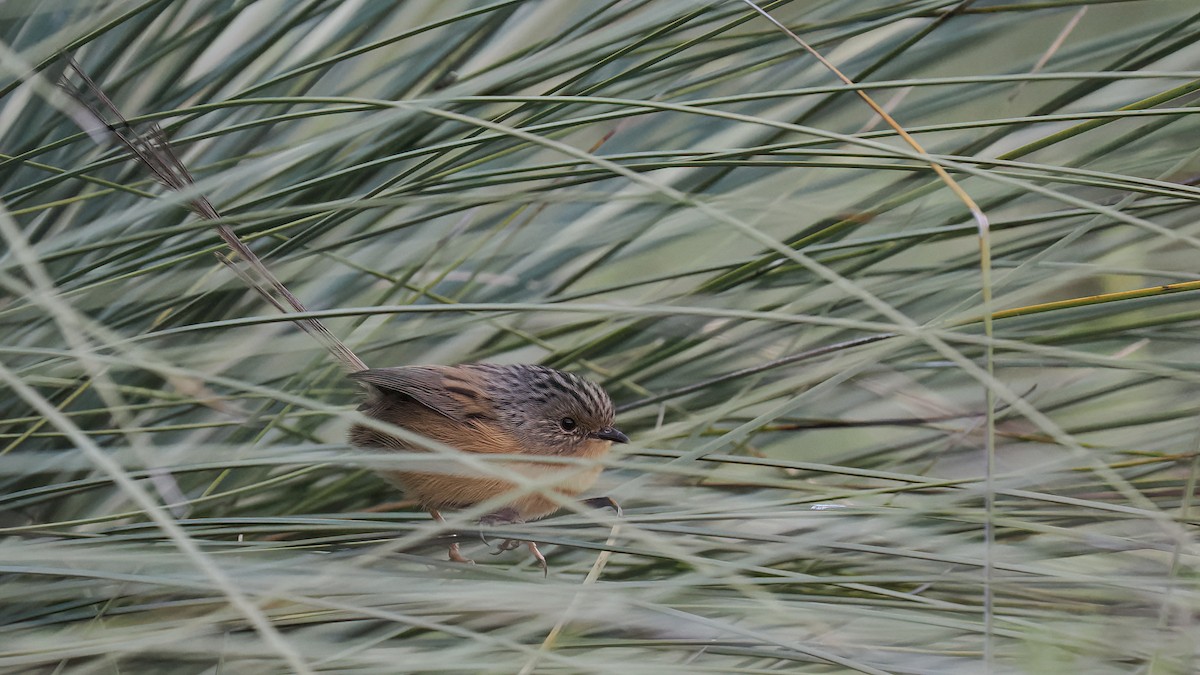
1, 1, 1199, 673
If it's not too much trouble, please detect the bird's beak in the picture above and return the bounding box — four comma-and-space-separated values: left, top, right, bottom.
591, 427, 629, 444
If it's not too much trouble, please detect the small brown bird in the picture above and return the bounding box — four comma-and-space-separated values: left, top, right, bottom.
348, 363, 627, 572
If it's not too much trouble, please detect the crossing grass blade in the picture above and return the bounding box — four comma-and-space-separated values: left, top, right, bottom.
1, 2, 1199, 673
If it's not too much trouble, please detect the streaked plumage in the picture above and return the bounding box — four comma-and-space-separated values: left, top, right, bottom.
349, 364, 626, 522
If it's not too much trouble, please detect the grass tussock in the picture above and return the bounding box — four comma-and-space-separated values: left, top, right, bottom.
1, 1, 1199, 673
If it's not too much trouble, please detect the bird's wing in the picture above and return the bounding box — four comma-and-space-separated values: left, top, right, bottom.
349, 366, 495, 422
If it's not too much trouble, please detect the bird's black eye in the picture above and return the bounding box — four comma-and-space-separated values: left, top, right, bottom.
559, 417, 578, 432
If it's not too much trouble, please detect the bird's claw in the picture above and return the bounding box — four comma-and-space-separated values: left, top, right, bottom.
580, 495, 622, 516
527, 541, 548, 577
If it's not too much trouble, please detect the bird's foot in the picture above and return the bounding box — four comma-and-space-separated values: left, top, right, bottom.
478, 507, 522, 527
479, 508, 548, 575
478, 507, 522, 546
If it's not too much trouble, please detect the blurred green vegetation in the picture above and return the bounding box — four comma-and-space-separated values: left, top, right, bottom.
1, 1, 1199, 673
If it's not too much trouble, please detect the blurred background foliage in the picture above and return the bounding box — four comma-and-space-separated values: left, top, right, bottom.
1, 0, 1199, 673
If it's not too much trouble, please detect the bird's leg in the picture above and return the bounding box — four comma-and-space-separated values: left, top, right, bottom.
579, 495, 622, 516
429, 509, 473, 564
